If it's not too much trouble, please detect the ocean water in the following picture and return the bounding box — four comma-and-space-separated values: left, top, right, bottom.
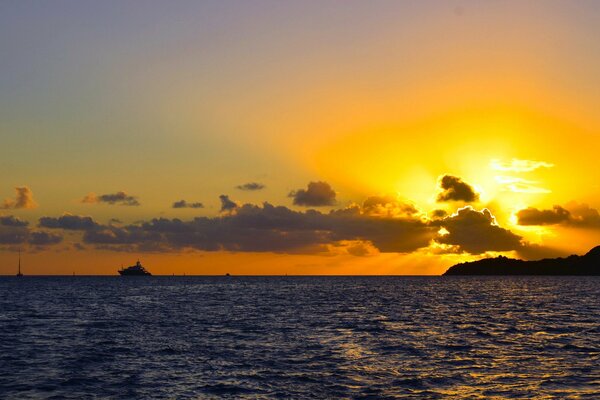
0, 276, 599, 399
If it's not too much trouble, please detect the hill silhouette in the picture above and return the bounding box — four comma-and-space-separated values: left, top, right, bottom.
443, 246, 600, 275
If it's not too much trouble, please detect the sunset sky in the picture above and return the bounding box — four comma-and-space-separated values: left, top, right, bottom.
2, 1, 600, 275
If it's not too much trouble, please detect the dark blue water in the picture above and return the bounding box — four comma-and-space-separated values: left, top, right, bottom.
1, 277, 599, 399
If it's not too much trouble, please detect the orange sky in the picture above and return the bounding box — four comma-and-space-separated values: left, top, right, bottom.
2, 1, 600, 275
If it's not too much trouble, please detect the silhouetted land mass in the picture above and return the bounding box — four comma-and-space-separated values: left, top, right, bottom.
444, 246, 600, 275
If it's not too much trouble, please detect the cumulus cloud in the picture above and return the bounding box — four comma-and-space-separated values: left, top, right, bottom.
236, 182, 265, 191
1, 187, 37, 209
490, 158, 554, 172
0, 215, 29, 244
74, 201, 435, 254
34, 193, 565, 258
29, 231, 63, 246
75, 203, 532, 256
0, 226, 29, 244
434, 206, 523, 254
0, 216, 29, 227
516, 203, 600, 228
39, 214, 99, 230
172, 200, 204, 209
219, 195, 238, 213
82, 191, 140, 206
289, 181, 337, 207
516, 206, 571, 226
343, 240, 380, 257
436, 175, 479, 202
429, 209, 448, 220
0, 215, 60, 247
361, 195, 419, 217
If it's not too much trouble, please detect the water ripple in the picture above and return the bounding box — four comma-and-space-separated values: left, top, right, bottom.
0, 276, 599, 398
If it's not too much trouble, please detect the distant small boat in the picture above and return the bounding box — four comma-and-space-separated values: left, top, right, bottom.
118, 260, 152, 276
16, 250, 23, 277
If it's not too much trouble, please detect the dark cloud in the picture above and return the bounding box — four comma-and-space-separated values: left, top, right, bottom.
362, 195, 419, 217
515, 243, 570, 261
73, 243, 87, 251
37, 197, 565, 258
1, 186, 37, 209
516, 203, 600, 228
0, 216, 29, 227
0, 215, 64, 247
80, 202, 436, 254
0, 216, 59, 246
436, 175, 479, 203
172, 200, 204, 209
219, 195, 238, 213
39, 214, 99, 230
516, 206, 571, 226
236, 182, 265, 191
429, 209, 448, 220
567, 202, 600, 227
289, 181, 337, 207
435, 206, 522, 254
82, 191, 140, 206
0, 223, 28, 244
29, 231, 63, 246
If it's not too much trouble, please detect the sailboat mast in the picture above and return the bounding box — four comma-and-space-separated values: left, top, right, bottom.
16, 249, 23, 277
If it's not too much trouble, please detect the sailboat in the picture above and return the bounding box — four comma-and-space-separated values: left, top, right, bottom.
16, 250, 23, 277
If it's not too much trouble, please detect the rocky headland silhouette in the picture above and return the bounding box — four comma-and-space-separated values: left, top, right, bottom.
444, 246, 600, 275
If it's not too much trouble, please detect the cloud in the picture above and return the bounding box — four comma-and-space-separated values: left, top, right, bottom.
289, 181, 337, 207
434, 206, 523, 254
82, 191, 140, 206
516, 206, 571, 226
29, 231, 63, 246
361, 195, 420, 217
429, 209, 448, 220
35, 197, 562, 258
77, 201, 436, 254
342, 240, 379, 257
219, 195, 238, 213
494, 176, 551, 194
0, 222, 29, 244
490, 158, 554, 172
1, 187, 37, 209
0, 215, 65, 247
0, 216, 29, 227
172, 200, 204, 209
516, 203, 600, 228
436, 175, 479, 202
236, 182, 265, 191
39, 214, 99, 230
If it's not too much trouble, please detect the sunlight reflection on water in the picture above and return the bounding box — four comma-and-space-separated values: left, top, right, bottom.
0, 276, 599, 398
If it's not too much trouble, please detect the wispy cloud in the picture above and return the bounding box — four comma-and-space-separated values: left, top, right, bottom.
494, 176, 551, 194
490, 158, 554, 172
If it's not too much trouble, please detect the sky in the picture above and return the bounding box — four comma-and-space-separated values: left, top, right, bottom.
2, 0, 600, 275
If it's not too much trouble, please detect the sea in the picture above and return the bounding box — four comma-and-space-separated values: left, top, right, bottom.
0, 276, 599, 399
